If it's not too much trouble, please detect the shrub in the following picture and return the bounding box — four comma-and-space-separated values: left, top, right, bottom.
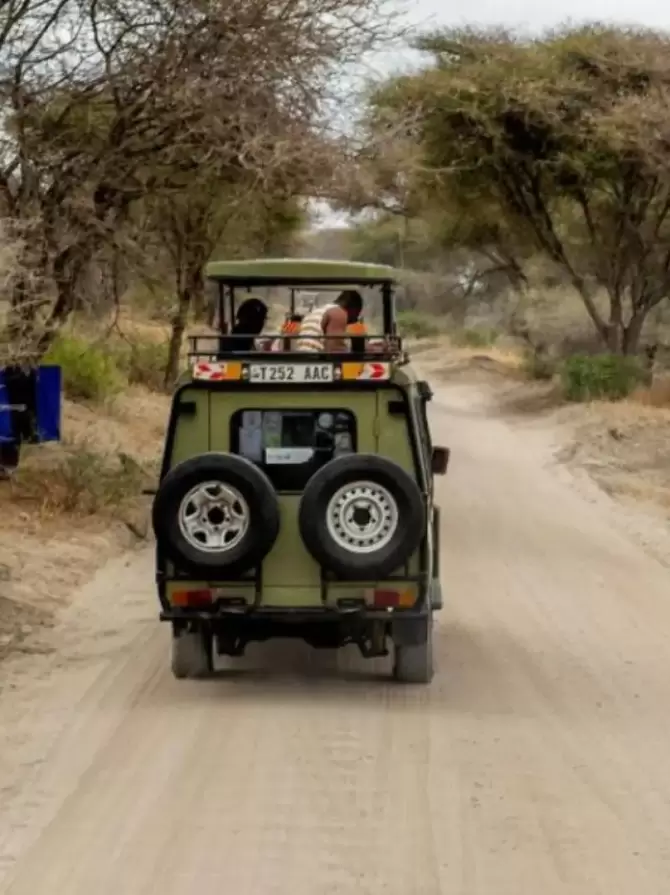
453, 326, 499, 348
397, 310, 441, 339
113, 338, 169, 391
560, 354, 645, 402
522, 349, 555, 381
44, 333, 126, 402
12, 444, 153, 517
123, 281, 174, 320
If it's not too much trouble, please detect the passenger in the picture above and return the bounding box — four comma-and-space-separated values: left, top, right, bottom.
296, 290, 363, 353
347, 319, 367, 355
266, 314, 303, 352
218, 297, 268, 355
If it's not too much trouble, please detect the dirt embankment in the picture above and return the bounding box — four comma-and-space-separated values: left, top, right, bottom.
0, 386, 169, 657
2, 375, 670, 892
416, 339, 670, 537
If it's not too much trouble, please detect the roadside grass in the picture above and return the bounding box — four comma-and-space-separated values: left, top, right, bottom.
44, 320, 171, 402
7, 438, 157, 535
397, 310, 443, 339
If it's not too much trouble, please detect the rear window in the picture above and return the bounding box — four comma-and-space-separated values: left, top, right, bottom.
230, 409, 356, 490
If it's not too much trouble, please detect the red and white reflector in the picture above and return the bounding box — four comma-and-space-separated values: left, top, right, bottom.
340, 362, 391, 381
192, 362, 242, 381
359, 362, 390, 381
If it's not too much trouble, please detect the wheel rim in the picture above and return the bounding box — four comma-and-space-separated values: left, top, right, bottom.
178, 481, 249, 553
326, 480, 399, 554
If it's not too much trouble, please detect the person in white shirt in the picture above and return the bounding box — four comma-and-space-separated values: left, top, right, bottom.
296, 290, 363, 352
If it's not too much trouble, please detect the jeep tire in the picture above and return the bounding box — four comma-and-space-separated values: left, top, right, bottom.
153, 453, 280, 577
298, 454, 426, 579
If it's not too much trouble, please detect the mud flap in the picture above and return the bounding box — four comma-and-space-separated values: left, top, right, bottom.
391, 614, 431, 647
430, 579, 443, 610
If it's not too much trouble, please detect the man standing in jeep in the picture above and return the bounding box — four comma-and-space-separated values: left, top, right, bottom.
296, 290, 363, 353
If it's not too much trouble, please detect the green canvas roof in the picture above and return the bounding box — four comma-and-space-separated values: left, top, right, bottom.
205, 258, 398, 285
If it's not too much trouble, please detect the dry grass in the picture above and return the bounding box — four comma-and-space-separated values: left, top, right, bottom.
414, 336, 526, 382
555, 399, 670, 511
0, 319, 171, 655
418, 332, 670, 514
630, 375, 670, 408
0, 387, 168, 544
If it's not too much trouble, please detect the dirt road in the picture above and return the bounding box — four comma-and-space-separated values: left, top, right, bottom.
1, 381, 670, 894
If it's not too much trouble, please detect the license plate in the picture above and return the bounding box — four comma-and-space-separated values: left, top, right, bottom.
248, 363, 334, 383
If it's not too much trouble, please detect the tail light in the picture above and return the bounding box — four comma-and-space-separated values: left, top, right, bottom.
369, 589, 415, 609
171, 589, 212, 608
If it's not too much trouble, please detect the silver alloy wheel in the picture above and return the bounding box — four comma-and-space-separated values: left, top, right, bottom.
326, 480, 399, 554
178, 480, 249, 553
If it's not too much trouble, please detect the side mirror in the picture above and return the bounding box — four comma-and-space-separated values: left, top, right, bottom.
431, 446, 450, 476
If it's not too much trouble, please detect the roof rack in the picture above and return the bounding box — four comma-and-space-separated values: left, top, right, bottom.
186, 333, 407, 384
205, 258, 398, 286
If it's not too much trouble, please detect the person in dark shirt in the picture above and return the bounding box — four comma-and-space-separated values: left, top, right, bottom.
218, 298, 269, 355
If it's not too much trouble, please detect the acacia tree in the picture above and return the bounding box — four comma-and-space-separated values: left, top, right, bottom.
337, 86, 529, 306
146, 174, 305, 385
365, 26, 670, 354
0, 0, 394, 359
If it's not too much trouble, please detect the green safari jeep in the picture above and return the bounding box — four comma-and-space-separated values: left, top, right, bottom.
151, 259, 449, 684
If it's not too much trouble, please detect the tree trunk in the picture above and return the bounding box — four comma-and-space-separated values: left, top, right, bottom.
165, 290, 191, 388
206, 296, 217, 329
7, 276, 41, 360
164, 265, 204, 387
600, 299, 648, 356
603, 322, 624, 354
190, 274, 206, 326
622, 311, 646, 356
192, 284, 207, 322
36, 273, 79, 355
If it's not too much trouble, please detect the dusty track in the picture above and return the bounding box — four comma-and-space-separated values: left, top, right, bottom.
1, 382, 670, 893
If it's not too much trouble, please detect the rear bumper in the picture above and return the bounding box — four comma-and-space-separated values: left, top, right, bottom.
160, 605, 430, 624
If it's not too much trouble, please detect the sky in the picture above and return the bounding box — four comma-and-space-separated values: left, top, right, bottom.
310, 0, 670, 229
405, 0, 670, 34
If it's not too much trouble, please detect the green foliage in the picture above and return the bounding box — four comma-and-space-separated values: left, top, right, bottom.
44, 334, 126, 402
14, 444, 153, 518
348, 216, 401, 266
560, 354, 645, 401
365, 26, 670, 355
113, 339, 169, 391
453, 326, 499, 348
123, 282, 175, 320
397, 310, 441, 338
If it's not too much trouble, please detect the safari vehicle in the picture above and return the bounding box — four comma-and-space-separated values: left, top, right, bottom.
151, 259, 449, 684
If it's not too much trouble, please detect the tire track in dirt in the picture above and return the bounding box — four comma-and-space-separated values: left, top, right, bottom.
0, 382, 669, 892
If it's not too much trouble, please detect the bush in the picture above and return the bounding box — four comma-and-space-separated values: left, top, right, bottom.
113, 338, 169, 391
522, 349, 555, 381
12, 444, 153, 517
123, 281, 175, 320
560, 354, 645, 402
453, 326, 499, 348
397, 310, 441, 339
44, 333, 126, 402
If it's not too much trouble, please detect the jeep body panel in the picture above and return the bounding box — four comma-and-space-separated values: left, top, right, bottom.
152, 258, 447, 682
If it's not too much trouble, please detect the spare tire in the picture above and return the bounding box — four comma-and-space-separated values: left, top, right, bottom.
298, 454, 425, 579
152, 453, 279, 577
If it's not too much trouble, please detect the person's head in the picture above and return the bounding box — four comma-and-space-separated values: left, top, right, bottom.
335, 289, 363, 324
234, 297, 268, 334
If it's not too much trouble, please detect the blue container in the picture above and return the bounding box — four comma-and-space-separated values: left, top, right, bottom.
0, 365, 62, 444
